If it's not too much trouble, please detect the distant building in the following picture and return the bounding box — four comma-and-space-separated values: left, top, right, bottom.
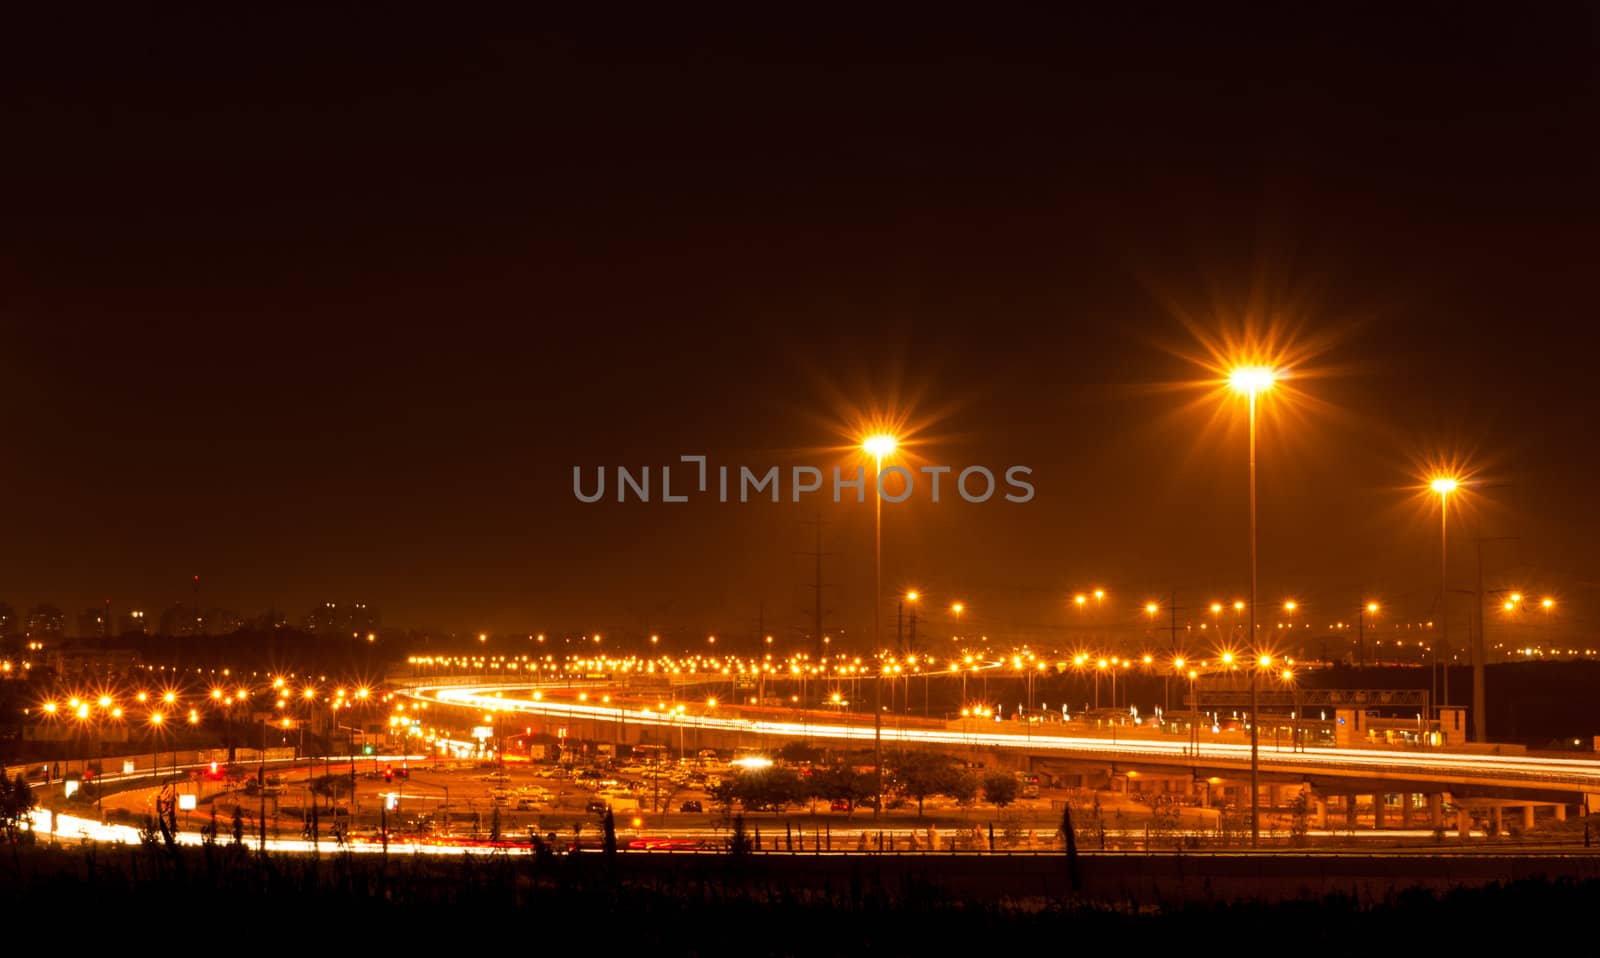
77, 606, 110, 639
160, 603, 205, 637
119, 610, 149, 636
256, 608, 289, 631
202, 608, 243, 634
304, 601, 380, 638
155, 604, 239, 636
26, 604, 64, 641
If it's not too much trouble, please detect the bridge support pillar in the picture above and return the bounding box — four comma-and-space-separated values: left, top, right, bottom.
1458, 808, 1471, 840
1400, 794, 1414, 827
1345, 796, 1358, 829
1523, 805, 1536, 832
1268, 784, 1280, 816
1313, 798, 1327, 829
1429, 793, 1443, 829
1556, 804, 1567, 822
1372, 794, 1386, 830
1490, 806, 1502, 839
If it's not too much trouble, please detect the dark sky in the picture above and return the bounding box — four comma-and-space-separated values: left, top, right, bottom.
2, 6, 1596, 651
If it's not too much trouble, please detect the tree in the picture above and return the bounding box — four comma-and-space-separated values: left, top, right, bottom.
777, 741, 822, 765
602, 808, 618, 858
811, 765, 866, 815
981, 771, 1018, 809
948, 771, 979, 807
231, 806, 245, 845
1, 774, 37, 845
728, 813, 752, 856
310, 773, 354, 807
1060, 804, 1081, 891
708, 780, 738, 813
728, 767, 805, 813
897, 751, 961, 817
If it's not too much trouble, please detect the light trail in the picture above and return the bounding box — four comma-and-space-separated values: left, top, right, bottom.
405, 682, 1600, 793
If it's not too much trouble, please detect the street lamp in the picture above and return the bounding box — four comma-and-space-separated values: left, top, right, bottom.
1229, 362, 1276, 846
1430, 476, 1460, 711
1358, 602, 1379, 667
863, 433, 897, 820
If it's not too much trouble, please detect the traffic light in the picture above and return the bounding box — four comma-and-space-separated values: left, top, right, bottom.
399, 766, 409, 779
363, 744, 373, 755
383, 765, 393, 782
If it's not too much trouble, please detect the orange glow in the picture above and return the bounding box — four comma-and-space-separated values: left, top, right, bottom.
861, 434, 897, 458
1228, 366, 1277, 395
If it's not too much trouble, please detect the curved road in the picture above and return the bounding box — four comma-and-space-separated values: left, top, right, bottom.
401, 680, 1600, 797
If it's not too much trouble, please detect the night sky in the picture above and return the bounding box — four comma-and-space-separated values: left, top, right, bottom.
2, 7, 1596, 649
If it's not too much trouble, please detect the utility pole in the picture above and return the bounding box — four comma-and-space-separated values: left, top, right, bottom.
1168, 591, 1178, 650
1473, 535, 1517, 742
1358, 603, 1366, 668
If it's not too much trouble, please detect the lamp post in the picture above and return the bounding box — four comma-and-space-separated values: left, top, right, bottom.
1358, 602, 1378, 668
1229, 364, 1276, 847
1178, 663, 1199, 757
1430, 477, 1459, 712
897, 592, 918, 713
863, 433, 897, 820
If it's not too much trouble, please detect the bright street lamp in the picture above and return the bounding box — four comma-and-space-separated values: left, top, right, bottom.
862, 432, 898, 819
1228, 362, 1276, 846
1358, 601, 1379, 667
1430, 476, 1460, 715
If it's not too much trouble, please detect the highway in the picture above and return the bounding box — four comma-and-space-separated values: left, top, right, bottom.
401, 681, 1600, 796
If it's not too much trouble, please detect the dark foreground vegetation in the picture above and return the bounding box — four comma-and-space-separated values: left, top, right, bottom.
5, 836, 1600, 953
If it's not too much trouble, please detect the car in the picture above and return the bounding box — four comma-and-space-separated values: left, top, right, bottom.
679, 800, 702, 813
830, 799, 853, 812
585, 799, 608, 815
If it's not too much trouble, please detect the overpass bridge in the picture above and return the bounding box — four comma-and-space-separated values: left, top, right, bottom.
395, 678, 1600, 832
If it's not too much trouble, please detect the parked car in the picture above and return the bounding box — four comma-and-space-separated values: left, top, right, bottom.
679, 800, 703, 813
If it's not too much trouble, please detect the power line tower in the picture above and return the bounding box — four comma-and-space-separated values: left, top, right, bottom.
800, 515, 834, 659
1473, 534, 1518, 742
